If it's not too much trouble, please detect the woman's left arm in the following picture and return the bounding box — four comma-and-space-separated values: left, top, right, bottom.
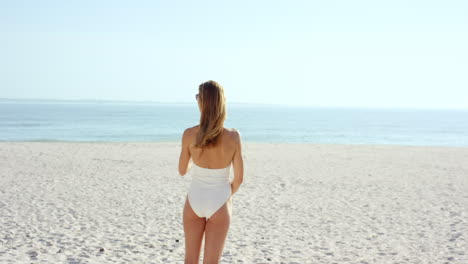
178, 128, 192, 176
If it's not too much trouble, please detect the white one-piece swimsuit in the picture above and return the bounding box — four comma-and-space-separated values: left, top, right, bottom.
187, 162, 232, 220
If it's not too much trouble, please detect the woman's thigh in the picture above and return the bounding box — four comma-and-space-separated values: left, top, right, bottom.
183, 196, 206, 263
203, 198, 232, 263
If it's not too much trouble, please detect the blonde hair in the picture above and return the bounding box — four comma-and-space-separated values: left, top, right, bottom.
194, 80, 227, 150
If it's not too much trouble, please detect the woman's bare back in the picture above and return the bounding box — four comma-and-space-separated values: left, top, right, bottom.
188, 126, 237, 169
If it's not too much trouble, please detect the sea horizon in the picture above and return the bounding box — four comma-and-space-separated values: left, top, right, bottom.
2, 97, 468, 111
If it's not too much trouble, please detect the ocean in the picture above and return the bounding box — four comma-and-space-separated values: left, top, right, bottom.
1, 99, 467, 147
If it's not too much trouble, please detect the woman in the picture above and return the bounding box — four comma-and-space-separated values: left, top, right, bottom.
178, 80, 244, 264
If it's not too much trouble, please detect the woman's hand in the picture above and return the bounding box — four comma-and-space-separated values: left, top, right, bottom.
230, 183, 234, 196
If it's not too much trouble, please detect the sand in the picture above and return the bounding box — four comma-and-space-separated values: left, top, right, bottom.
0, 142, 467, 263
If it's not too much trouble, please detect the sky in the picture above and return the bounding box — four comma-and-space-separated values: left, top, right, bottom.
1, 0, 467, 109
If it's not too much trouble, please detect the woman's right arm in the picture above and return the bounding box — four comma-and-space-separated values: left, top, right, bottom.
231, 129, 244, 195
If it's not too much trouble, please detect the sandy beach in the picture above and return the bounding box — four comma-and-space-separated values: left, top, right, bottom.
0, 142, 467, 263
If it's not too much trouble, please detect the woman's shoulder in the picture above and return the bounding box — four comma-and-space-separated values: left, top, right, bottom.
182, 126, 198, 141
223, 127, 241, 142
184, 125, 199, 133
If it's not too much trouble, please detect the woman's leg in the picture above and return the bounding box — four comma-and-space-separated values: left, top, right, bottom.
202, 197, 232, 264
183, 196, 206, 264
